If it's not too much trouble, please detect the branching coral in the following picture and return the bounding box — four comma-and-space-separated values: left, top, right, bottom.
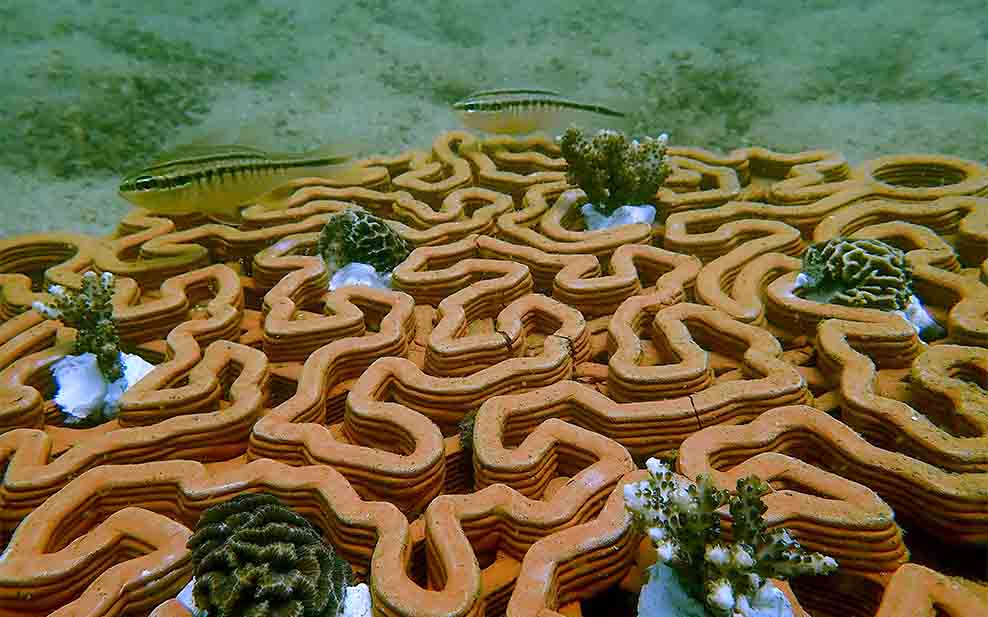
187, 492, 353, 617
316, 208, 411, 275
795, 237, 913, 311
559, 127, 670, 216
625, 459, 837, 617
32, 271, 121, 381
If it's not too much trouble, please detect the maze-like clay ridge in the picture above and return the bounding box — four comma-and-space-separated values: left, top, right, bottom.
0, 131, 986, 616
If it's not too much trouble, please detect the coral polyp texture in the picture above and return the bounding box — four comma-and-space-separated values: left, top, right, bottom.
32, 270, 122, 380
559, 126, 670, 215
317, 207, 411, 274
187, 492, 352, 617
625, 459, 837, 616
796, 237, 913, 311
0, 131, 987, 617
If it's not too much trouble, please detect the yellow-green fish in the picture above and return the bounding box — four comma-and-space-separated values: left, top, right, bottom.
118, 143, 360, 221
453, 87, 625, 135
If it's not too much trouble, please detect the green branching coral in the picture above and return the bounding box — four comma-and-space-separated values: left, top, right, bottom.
187, 492, 353, 617
796, 237, 913, 311
559, 127, 670, 216
625, 459, 837, 617
32, 271, 122, 381
316, 208, 411, 274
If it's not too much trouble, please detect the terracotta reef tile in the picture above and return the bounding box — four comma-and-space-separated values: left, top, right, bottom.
817, 319, 988, 477
0, 458, 406, 616
0, 233, 99, 320
680, 402, 988, 559
678, 405, 908, 575
497, 184, 655, 259
874, 563, 988, 617
1, 135, 987, 616
390, 131, 475, 206
460, 132, 566, 200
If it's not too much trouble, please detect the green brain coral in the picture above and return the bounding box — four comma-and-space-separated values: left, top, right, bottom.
796, 237, 914, 311
187, 492, 352, 617
316, 208, 411, 274
559, 127, 670, 216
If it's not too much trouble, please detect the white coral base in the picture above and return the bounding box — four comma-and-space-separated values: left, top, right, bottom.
892, 294, 938, 335
581, 203, 656, 231
637, 563, 793, 617
51, 352, 155, 423
329, 262, 393, 290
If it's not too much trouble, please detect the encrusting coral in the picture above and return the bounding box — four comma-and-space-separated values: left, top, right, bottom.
795, 237, 913, 311
187, 492, 353, 617
32, 270, 122, 381
458, 409, 477, 453
625, 458, 838, 617
317, 208, 411, 275
559, 126, 670, 216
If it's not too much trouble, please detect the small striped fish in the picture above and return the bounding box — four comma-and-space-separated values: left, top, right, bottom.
453, 87, 625, 135
118, 143, 360, 221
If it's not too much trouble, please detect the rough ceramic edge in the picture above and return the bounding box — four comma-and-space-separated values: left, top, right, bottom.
818, 318, 988, 477
679, 404, 988, 546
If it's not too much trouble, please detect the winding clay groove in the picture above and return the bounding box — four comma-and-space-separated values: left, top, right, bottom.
874, 563, 988, 617
678, 405, 908, 576
461, 133, 566, 199
0, 314, 58, 431
607, 302, 810, 411
680, 404, 988, 546
0, 233, 100, 320
0, 459, 407, 617
258, 235, 415, 362
390, 131, 475, 206
818, 319, 988, 477
497, 184, 654, 258
0, 264, 255, 538
0, 339, 267, 541
663, 146, 852, 211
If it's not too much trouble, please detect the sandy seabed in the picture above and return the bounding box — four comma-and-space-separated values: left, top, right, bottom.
0, 0, 985, 238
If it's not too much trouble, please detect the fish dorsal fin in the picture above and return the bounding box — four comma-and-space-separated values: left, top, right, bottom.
459, 87, 563, 101
268, 139, 370, 164
146, 143, 268, 167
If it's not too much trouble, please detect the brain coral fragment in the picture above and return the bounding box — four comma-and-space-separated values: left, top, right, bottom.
797, 237, 914, 311
187, 492, 353, 617
317, 208, 411, 274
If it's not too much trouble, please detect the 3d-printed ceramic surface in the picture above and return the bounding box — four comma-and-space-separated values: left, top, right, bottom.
1, 132, 986, 616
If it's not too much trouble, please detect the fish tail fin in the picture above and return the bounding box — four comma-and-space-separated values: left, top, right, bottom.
208, 205, 246, 226
314, 160, 366, 184
562, 95, 632, 135
255, 162, 366, 213
255, 184, 297, 211
304, 140, 369, 183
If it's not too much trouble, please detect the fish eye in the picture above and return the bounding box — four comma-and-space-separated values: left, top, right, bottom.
133, 176, 157, 191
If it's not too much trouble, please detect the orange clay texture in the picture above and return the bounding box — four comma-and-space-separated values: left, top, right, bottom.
0, 131, 987, 617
